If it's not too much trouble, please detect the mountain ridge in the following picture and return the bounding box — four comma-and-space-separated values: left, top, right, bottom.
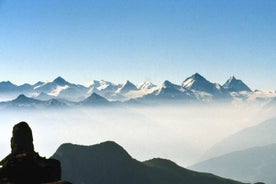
190, 143, 276, 184
51, 141, 248, 184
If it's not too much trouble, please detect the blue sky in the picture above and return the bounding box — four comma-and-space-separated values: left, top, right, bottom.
0, 0, 275, 90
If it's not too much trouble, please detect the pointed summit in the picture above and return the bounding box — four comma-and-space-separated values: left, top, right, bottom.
116, 80, 137, 94
182, 73, 222, 95
192, 73, 205, 80
223, 76, 252, 92
82, 92, 109, 105
123, 80, 137, 89
14, 94, 29, 101
12, 94, 41, 104
53, 76, 68, 86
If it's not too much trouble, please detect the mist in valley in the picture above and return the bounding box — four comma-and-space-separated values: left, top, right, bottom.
0, 103, 274, 167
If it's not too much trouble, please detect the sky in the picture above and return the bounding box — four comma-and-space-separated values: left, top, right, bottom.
0, 0, 275, 90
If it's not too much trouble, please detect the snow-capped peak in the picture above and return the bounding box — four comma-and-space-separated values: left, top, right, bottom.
116, 80, 137, 94
223, 76, 252, 92
182, 73, 209, 89
48, 85, 69, 96
182, 73, 223, 95
137, 81, 156, 90
53, 76, 68, 86
87, 80, 101, 88
97, 80, 113, 91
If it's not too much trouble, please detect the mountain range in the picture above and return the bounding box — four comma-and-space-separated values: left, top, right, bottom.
0, 73, 275, 109
51, 141, 250, 184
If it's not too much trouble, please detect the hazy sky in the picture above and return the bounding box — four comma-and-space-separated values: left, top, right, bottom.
0, 0, 275, 90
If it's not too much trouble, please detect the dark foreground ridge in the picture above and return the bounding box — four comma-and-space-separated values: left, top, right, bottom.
52, 141, 255, 184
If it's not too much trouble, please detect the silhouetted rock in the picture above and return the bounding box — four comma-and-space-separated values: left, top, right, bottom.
0, 122, 63, 183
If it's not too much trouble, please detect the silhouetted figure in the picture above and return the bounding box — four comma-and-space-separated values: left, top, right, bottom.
0, 122, 62, 183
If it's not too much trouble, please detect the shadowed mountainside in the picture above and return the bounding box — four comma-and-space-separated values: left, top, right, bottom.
51, 141, 248, 184
201, 118, 276, 161
190, 143, 276, 184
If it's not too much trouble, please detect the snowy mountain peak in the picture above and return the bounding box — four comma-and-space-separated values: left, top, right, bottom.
96, 80, 113, 91
160, 80, 182, 91
116, 80, 137, 94
137, 81, 156, 90
182, 73, 210, 89
53, 76, 68, 86
223, 76, 252, 92
182, 73, 223, 95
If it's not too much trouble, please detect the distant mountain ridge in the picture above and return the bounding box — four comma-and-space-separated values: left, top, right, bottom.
190, 143, 276, 184
0, 74, 275, 108
51, 141, 248, 184
200, 118, 276, 161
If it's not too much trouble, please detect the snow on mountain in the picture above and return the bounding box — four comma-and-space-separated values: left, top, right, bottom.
116, 80, 137, 94
246, 90, 276, 103
48, 85, 69, 96
181, 73, 228, 101
96, 80, 118, 91
87, 80, 101, 88
120, 81, 158, 100
92, 80, 122, 100
267, 97, 276, 108
0, 74, 274, 104
34, 92, 55, 101
223, 76, 252, 92
137, 81, 156, 90
35, 77, 89, 101
35, 77, 67, 93
182, 73, 223, 95
33, 82, 45, 90
141, 80, 194, 101
157, 80, 182, 94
